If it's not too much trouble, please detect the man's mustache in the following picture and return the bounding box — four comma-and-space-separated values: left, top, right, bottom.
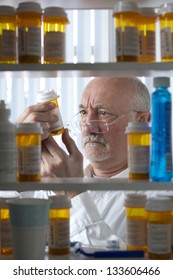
82, 134, 107, 146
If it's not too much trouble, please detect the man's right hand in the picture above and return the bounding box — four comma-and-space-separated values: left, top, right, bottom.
16, 102, 59, 140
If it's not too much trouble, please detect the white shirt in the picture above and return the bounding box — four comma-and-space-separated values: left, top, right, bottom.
70, 169, 128, 247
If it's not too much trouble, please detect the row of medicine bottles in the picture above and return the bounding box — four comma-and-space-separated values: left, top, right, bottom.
125, 193, 173, 260
0, 2, 69, 64
1, 1, 173, 64
113, 1, 173, 62
126, 77, 173, 183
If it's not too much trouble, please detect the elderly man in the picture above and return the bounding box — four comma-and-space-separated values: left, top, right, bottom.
17, 77, 151, 245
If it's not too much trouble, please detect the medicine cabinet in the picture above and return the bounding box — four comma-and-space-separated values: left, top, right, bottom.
0, 0, 173, 191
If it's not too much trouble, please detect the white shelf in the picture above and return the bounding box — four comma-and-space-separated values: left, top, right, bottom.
0, 63, 173, 78
0, 177, 173, 192
7, 0, 172, 9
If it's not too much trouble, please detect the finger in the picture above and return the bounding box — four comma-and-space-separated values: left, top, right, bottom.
16, 102, 56, 123
42, 136, 67, 158
62, 129, 82, 159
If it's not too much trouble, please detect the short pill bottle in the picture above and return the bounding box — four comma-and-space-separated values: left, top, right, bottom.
146, 197, 172, 260
113, 0, 140, 62
124, 193, 147, 252
0, 6, 16, 64
16, 2, 42, 63
157, 192, 173, 252
159, 3, 173, 62
0, 192, 20, 257
48, 195, 71, 256
16, 123, 42, 182
43, 7, 69, 64
125, 122, 151, 180
37, 89, 64, 136
137, 7, 157, 62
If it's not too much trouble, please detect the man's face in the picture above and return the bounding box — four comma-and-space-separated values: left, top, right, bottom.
80, 79, 134, 166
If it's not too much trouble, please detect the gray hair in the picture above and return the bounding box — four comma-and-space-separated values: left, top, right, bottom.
127, 78, 150, 112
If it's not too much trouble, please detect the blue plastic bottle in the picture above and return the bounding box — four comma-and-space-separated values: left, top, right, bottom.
150, 77, 172, 181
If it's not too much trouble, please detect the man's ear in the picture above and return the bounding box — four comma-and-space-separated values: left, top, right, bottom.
137, 112, 151, 123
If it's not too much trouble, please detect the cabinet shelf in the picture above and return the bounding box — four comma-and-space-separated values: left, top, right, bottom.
0, 177, 173, 192
0, 62, 173, 78
12, 0, 173, 9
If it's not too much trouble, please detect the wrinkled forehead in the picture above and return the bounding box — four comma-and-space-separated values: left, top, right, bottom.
80, 79, 132, 112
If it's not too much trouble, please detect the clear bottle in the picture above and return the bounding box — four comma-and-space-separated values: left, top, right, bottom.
0, 100, 16, 182
16, 2, 42, 63
137, 7, 157, 62
113, 0, 140, 62
157, 192, 173, 252
125, 122, 151, 180
0, 6, 16, 64
159, 3, 173, 62
48, 195, 71, 256
146, 197, 172, 260
37, 89, 64, 136
43, 7, 69, 64
150, 77, 172, 182
124, 193, 147, 252
0, 192, 20, 257
16, 123, 42, 182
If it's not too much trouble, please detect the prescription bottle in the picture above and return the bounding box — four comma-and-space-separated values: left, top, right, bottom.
48, 195, 71, 256
146, 197, 172, 260
137, 7, 157, 62
37, 89, 64, 136
43, 7, 69, 64
0, 6, 16, 64
125, 122, 151, 180
124, 193, 147, 252
113, 0, 140, 62
159, 3, 173, 62
16, 2, 42, 63
157, 192, 173, 251
0, 192, 20, 257
16, 123, 42, 182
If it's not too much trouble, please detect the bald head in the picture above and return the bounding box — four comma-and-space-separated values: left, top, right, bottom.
81, 77, 150, 113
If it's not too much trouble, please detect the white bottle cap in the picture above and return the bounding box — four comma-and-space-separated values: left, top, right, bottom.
125, 122, 151, 133
153, 77, 170, 88
113, 0, 139, 14
158, 3, 173, 15
146, 197, 172, 212
0, 6, 16, 15
139, 7, 157, 17
37, 89, 58, 103
49, 195, 71, 209
16, 123, 43, 134
124, 193, 147, 208
17, 2, 42, 13
44, 7, 69, 21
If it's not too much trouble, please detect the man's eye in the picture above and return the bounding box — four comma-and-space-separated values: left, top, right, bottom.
98, 110, 108, 116
79, 109, 87, 115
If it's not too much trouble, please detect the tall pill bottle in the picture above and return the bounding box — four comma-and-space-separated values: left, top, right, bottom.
113, 0, 140, 62
16, 123, 42, 182
150, 77, 172, 182
48, 195, 71, 255
43, 7, 69, 64
16, 2, 42, 63
0, 6, 16, 64
0, 192, 20, 257
146, 197, 172, 260
138, 7, 157, 62
124, 193, 147, 252
159, 3, 173, 62
0, 100, 16, 182
37, 89, 64, 136
157, 192, 173, 251
125, 122, 151, 180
